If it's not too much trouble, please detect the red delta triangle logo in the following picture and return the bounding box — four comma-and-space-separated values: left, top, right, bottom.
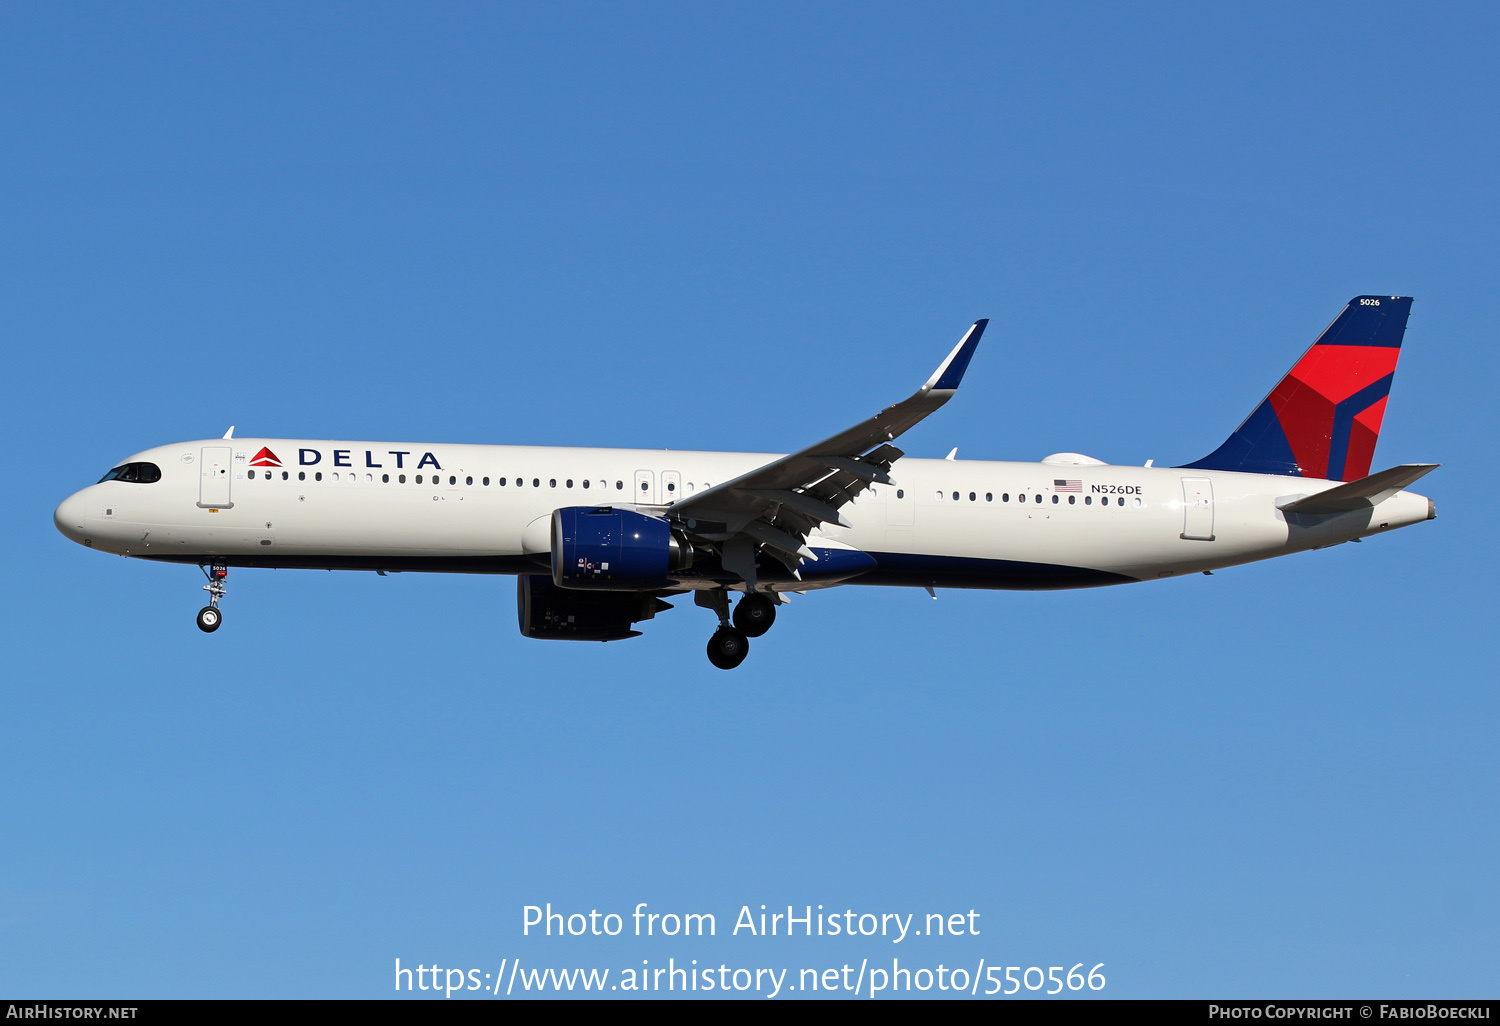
249, 447, 282, 467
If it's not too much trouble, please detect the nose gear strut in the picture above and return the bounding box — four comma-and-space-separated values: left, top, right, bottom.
196, 564, 227, 633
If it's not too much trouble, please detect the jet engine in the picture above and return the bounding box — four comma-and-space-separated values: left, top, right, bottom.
517, 574, 672, 642
551, 506, 693, 589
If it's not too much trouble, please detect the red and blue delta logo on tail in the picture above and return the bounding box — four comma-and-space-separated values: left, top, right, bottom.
1182, 296, 1412, 482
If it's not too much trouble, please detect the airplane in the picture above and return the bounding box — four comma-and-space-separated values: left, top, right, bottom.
54, 295, 1436, 669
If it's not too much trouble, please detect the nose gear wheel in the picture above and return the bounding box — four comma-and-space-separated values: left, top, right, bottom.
197, 564, 228, 633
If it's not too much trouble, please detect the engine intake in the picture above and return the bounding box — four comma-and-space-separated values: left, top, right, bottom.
552, 506, 693, 589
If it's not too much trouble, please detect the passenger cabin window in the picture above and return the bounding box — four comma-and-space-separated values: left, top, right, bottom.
98, 462, 162, 484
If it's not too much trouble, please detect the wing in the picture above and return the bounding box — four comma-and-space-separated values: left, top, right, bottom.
670, 319, 988, 583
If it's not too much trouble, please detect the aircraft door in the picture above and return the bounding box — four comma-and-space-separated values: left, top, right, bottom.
661, 470, 682, 505
634, 470, 656, 505
198, 446, 234, 508
1180, 477, 1215, 541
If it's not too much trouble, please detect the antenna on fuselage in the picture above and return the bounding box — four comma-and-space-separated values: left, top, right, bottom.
223, 426, 235, 439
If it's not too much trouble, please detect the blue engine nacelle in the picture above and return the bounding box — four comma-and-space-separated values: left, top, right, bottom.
551, 506, 693, 590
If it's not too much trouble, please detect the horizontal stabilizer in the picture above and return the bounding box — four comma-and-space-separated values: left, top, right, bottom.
1276, 463, 1438, 515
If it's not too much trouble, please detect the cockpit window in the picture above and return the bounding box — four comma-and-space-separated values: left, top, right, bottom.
98, 462, 162, 484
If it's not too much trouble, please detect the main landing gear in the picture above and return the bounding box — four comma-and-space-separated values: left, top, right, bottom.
707, 626, 749, 671
697, 591, 780, 669
733, 593, 776, 637
197, 564, 227, 633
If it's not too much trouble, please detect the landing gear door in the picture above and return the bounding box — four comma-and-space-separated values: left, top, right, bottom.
198, 446, 234, 509
634, 470, 656, 506
1180, 477, 1214, 541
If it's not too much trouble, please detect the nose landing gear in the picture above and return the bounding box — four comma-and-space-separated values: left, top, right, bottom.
197, 564, 227, 633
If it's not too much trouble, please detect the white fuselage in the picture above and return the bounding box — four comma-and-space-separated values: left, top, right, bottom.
54, 438, 1435, 591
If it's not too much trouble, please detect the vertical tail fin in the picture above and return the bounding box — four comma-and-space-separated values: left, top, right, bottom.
1180, 296, 1413, 481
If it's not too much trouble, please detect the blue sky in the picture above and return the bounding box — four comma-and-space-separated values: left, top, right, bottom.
2, 2, 1496, 998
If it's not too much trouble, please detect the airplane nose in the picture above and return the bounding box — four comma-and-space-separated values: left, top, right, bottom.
54, 491, 88, 543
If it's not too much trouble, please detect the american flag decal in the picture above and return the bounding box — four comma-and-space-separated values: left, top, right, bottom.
1054, 479, 1082, 492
